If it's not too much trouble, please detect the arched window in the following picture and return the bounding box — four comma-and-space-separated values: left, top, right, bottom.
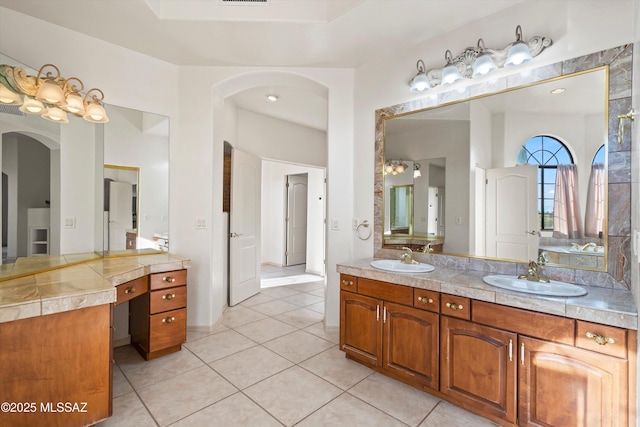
592, 144, 605, 165
516, 135, 574, 230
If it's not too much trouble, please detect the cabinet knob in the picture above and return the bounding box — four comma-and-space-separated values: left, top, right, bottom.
445, 302, 463, 311
417, 296, 434, 304
124, 287, 135, 294
585, 332, 615, 345
341, 280, 353, 286
163, 276, 176, 283
162, 293, 176, 300
162, 316, 176, 324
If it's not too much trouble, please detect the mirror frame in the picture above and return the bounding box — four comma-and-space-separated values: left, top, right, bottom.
374, 44, 633, 289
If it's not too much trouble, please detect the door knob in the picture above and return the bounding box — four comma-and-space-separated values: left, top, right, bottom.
526, 230, 537, 235
230, 232, 244, 238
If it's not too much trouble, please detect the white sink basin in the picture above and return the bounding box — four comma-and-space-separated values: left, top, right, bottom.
483, 275, 587, 297
370, 259, 435, 273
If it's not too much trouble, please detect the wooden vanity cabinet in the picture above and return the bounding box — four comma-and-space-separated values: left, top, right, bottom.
339, 275, 439, 391
440, 315, 517, 424
518, 336, 628, 427
128, 269, 187, 360
340, 275, 636, 427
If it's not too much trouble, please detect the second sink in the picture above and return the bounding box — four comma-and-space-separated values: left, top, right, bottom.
483, 275, 587, 297
371, 259, 435, 273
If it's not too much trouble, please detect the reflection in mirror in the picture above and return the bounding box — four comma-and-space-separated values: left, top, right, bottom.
103, 105, 169, 254
1, 53, 104, 280
104, 165, 139, 251
383, 68, 607, 270
389, 184, 413, 235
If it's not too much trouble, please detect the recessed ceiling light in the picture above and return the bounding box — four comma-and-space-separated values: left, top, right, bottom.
550, 88, 566, 94
266, 94, 279, 102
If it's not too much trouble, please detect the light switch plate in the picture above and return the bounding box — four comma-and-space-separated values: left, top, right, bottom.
64, 217, 76, 229
195, 217, 207, 229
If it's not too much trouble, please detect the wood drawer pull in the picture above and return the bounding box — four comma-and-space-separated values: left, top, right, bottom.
341, 279, 353, 286
163, 276, 176, 283
585, 332, 615, 345
445, 302, 463, 311
162, 316, 176, 324
417, 296, 434, 304
124, 287, 136, 294
162, 293, 176, 300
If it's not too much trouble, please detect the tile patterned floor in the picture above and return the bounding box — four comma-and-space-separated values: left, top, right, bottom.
97, 274, 499, 426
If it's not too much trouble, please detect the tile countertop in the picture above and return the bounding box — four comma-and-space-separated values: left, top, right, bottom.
337, 258, 638, 330
0, 254, 191, 324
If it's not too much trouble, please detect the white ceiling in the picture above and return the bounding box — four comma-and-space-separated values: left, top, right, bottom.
0, 0, 525, 131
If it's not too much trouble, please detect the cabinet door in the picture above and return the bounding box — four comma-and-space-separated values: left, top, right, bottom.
440, 316, 517, 424
383, 302, 438, 391
519, 336, 628, 427
340, 291, 382, 367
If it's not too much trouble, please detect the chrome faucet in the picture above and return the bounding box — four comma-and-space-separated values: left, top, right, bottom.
400, 247, 418, 264
518, 260, 550, 283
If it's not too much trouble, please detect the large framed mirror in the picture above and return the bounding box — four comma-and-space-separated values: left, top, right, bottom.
0, 53, 170, 281
375, 44, 633, 284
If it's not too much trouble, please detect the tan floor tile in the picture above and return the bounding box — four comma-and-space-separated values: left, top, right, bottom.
184, 329, 256, 363
117, 346, 205, 389
95, 391, 155, 427
288, 280, 325, 292
419, 401, 500, 427
306, 301, 325, 314
244, 366, 341, 426
138, 365, 236, 426
275, 307, 324, 328
210, 345, 293, 389
249, 299, 300, 316
234, 316, 297, 343
349, 373, 440, 426
112, 365, 134, 398
303, 322, 339, 344
307, 287, 325, 297
300, 346, 373, 390
170, 393, 282, 427
260, 286, 302, 299
281, 292, 324, 307
297, 393, 409, 427
263, 330, 334, 363
221, 306, 268, 328
239, 292, 275, 307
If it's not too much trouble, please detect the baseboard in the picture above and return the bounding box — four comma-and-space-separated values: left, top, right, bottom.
305, 268, 324, 277
113, 336, 131, 348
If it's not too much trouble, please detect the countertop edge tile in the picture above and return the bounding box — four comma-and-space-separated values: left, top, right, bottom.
0, 300, 42, 323
41, 289, 117, 316
338, 259, 637, 330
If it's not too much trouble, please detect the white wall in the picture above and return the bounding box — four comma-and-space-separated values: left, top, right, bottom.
261, 160, 325, 276
104, 106, 169, 248
237, 109, 326, 167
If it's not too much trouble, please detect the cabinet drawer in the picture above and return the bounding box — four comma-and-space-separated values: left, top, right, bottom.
149, 308, 187, 352
472, 301, 574, 345
414, 289, 439, 313
357, 278, 413, 306
150, 285, 187, 315
116, 276, 148, 305
340, 274, 357, 291
150, 269, 187, 290
440, 294, 470, 320
576, 320, 627, 359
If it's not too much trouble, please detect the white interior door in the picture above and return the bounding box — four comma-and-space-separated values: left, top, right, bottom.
229, 148, 261, 306
427, 186, 438, 235
286, 174, 308, 266
108, 181, 132, 250
486, 165, 538, 261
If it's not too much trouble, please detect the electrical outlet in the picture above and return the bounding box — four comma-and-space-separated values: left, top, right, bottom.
352, 218, 360, 230
332, 219, 340, 230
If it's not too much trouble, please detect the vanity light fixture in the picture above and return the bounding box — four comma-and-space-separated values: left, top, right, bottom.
505, 25, 533, 67
550, 88, 566, 95
384, 160, 409, 175
441, 50, 463, 85
266, 94, 279, 102
471, 39, 498, 78
410, 60, 430, 92
0, 63, 109, 123
413, 163, 422, 178
408, 25, 552, 92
